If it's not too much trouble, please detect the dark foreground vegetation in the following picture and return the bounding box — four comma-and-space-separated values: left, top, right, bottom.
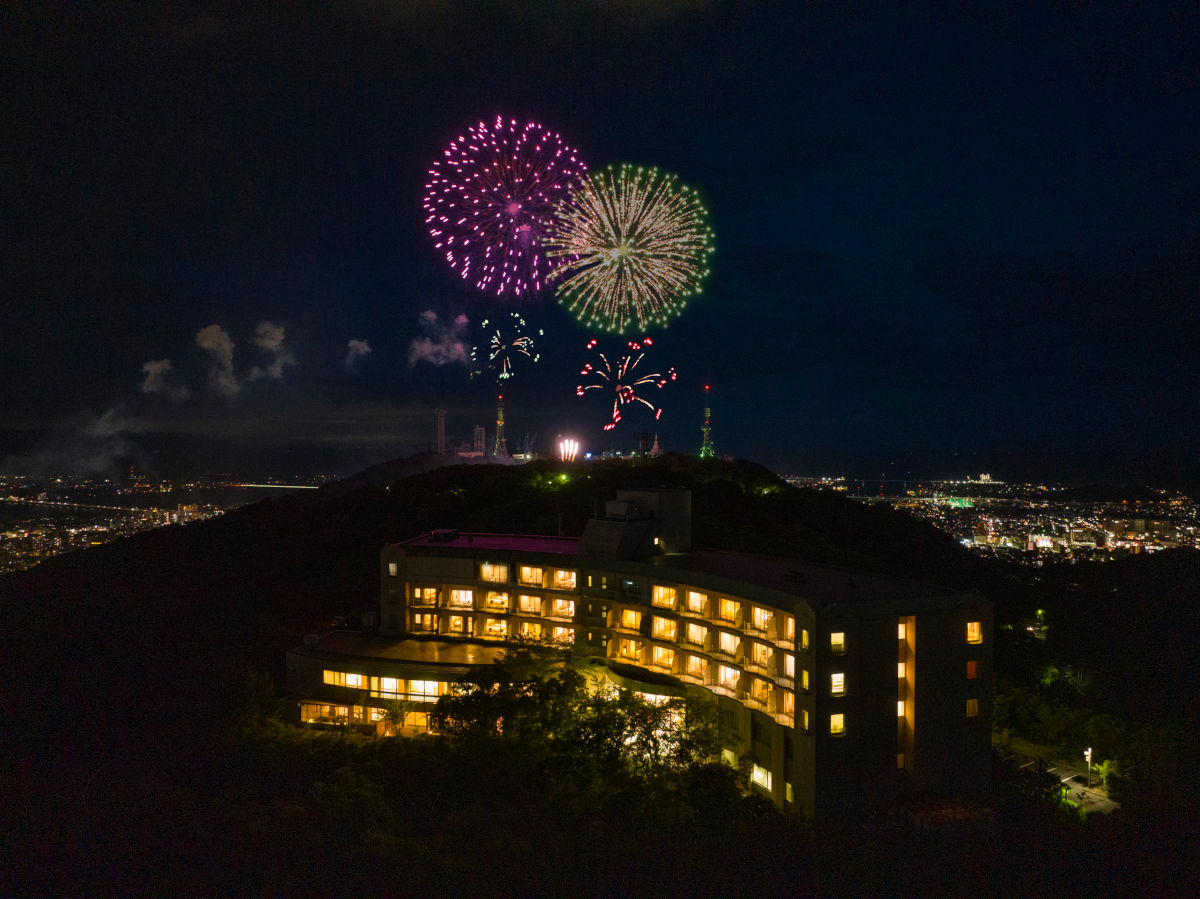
2, 455, 1197, 894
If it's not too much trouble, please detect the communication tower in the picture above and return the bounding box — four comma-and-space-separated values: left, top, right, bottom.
698, 384, 715, 459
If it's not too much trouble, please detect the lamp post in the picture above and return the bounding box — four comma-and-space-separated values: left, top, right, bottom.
1084, 747, 1093, 789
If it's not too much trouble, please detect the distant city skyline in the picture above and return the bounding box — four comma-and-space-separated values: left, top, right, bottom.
4, 5, 1197, 489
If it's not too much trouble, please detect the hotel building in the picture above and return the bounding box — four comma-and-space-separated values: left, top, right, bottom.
287, 489, 992, 821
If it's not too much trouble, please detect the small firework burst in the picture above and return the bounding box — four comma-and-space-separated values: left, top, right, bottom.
577, 336, 677, 431
472, 313, 541, 381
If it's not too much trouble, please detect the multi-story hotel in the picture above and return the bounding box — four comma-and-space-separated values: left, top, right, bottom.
287, 488, 992, 821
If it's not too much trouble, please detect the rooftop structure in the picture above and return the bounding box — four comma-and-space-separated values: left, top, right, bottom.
287, 489, 992, 822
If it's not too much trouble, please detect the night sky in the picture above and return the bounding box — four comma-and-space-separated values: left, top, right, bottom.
4, 3, 1198, 486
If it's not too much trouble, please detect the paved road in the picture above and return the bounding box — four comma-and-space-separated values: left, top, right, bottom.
1019, 758, 1120, 814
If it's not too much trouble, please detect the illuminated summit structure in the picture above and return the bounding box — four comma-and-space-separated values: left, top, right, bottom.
699, 384, 715, 459
287, 489, 992, 822
493, 394, 508, 457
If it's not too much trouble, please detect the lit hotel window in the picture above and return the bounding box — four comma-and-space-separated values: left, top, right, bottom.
413, 613, 436, 632
752, 606, 773, 630
618, 637, 641, 660
750, 763, 773, 792
750, 641, 771, 667
719, 631, 740, 655
783, 653, 795, 677
830, 673, 845, 696
802, 709, 810, 733
620, 608, 641, 630
966, 698, 979, 717
325, 671, 365, 688
553, 598, 575, 618
518, 594, 543, 615
897, 701, 904, 718
378, 677, 400, 698
751, 678, 772, 704
897, 621, 906, 640
480, 562, 508, 583
897, 662, 906, 678
967, 621, 982, 644
449, 589, 473, 608
686, 622, 707, 645
830, 713, 845, 736
652, 645, 675, 668
800, 628, 810, 651
519, 621, 542, 640
447, 615, 466, 634
783, 690, 795, 715
652, 585, 677, 608
413, 587, 437, 604
519, 566, 543, 586
552, 626, 574, 644
784, 616, 795, 640
686, 590, 705, 614
830, 632, 845, 653
652, 617, 677, 641
484, 618, 507, 637
967, 660, 978, 679
718, 664, 740, 689
485, 591, 509, 610
686, 654, 708, 679
410, 680, 442, 700
717, 597, 738, 622
387, 562, 398, 577
553, 569, 577, 589
801, 669, 810, 692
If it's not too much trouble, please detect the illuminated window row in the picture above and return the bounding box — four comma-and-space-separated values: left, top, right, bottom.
480, 563, 577, 589
411, 587, 574, 618
410, 612, 575, 644
321, 672, 452, 701
648, 586, 796, 643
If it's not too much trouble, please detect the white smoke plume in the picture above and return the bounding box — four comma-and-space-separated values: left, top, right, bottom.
196, 324, 240, 396
408, 310, 469, 367
139, 359, 190, 402
246, 320, 297, 382
345, 338, 371, 369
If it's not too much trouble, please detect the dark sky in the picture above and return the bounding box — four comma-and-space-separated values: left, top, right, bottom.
3, 3, 1198, 485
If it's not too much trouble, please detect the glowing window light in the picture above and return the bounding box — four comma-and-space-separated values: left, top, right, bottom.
830, 713, 845, 735
830, 673, 845, 696
480, 562, 508, 583
967, 621, 982, 644
651, 585, 677, 608
651, 616, 677, 640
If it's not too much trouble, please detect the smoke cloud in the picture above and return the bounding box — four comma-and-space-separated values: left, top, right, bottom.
196, 324, 240, 396
345, 338, 372, 369
246, 320, 297, 382
139, 359, 190, 402
408, 310, 469, 367
1, 408, 145, 476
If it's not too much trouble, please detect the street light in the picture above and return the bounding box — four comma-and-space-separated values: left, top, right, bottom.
1084, 747, 1093, 789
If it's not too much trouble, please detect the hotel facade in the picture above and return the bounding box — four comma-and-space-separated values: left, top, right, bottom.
287, 489, 992, 821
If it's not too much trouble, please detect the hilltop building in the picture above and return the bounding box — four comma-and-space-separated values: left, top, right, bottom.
287, 489, 992, 822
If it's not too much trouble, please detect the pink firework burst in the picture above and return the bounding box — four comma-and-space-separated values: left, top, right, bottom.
424, 116, 587, 298
577, 336, 677, 431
